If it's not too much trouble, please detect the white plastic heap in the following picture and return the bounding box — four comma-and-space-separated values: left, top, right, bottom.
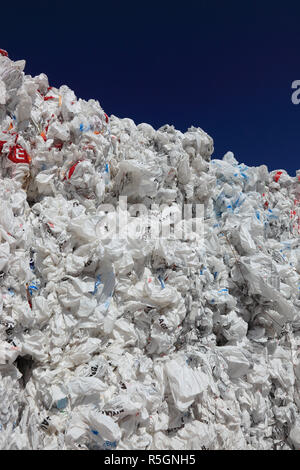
0, 51, 300, 450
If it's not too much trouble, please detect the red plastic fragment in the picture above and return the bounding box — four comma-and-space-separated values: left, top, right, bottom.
40, 131, 47, 142
8, 145, 31, 164
0, 49, 8, 57
0, 140, 6, 152
53, 142, 63, 150
67, 160, 83, 179
104, 113, 109, 123
274, 171, 283, 183
25, 284, 32, 310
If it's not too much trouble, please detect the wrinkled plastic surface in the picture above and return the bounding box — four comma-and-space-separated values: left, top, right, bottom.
0, 53, 299, 450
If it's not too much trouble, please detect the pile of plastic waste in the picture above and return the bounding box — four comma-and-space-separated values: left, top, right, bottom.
0, 49, 300, 450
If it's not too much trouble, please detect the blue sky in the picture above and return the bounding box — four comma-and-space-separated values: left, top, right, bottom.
1, 0, 299, 175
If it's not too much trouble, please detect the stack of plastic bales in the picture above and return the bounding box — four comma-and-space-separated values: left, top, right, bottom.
0, 50, 300, 450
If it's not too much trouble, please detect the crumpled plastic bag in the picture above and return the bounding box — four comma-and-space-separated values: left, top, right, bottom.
0, 51, 299, 451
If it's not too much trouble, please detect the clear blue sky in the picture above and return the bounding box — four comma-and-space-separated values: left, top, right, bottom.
1, 0, 299, 175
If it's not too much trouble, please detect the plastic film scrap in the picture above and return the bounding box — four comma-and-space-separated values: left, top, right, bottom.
0, 52, 300, 450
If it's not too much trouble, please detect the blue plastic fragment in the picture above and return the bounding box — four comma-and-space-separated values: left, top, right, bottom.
104, 163, 110, 184
56, 397, 68, 410
90, 274, 102, 295
158, 275, 165, 289
28, 284, 38, 296
8, 288, 15, 296
104, 440, 117, 449
91, 429, 99, 436
79, 123, 91, 132
29, 258, 35, 271
232, 196, 240, 209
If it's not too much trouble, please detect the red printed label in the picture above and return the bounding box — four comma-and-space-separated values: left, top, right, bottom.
0, 140, 6, 152
8, 145, 31, 164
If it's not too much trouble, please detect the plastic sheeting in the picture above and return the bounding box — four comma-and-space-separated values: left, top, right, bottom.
0, 52, 300, 450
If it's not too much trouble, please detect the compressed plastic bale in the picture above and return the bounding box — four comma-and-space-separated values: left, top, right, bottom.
0, 51, 300, 451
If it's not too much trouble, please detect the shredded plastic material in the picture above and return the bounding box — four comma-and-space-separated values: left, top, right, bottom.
0, 52, 300, 450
